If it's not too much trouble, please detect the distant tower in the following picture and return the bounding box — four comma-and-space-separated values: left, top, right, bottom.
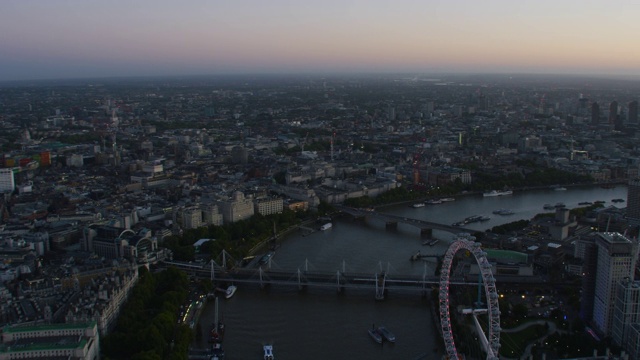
629, 100, 638, 124
111, 109, 119, 127
592, 232, 638, 337
609, 101, 618, 125
591, 102, 600, 125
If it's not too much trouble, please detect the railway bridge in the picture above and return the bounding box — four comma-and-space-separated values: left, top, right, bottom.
336, 205, 478, 238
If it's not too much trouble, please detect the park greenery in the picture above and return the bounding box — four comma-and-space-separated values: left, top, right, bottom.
102, 266, 192, 360
162, 208, 309, 262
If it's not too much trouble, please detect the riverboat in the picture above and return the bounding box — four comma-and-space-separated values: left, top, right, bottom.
263, 344, 274, 360
377, 326, 396, 343
368, 326, 383, 344
492, 208, 514, 215
425, 199, 442, 205
440, 198, 455, 202
483, 190, 513, 197
411, 202, 425, 208
320, 223, 332, 231
554, 187, 567, 191
225, 285, 237, 299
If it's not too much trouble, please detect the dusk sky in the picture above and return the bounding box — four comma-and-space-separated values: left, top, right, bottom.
1, 0, 640, 81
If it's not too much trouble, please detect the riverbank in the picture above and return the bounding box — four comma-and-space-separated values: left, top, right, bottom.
372, 180, 627, 211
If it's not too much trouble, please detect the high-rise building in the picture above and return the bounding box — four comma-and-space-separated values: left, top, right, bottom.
611, 278, 640, 347
0, 168, 15, 193
591, 102, 600, 125
592, 232, 638, 336
628, 179, 640, 227
629, 100, 638, 124
609, 101, 619, 125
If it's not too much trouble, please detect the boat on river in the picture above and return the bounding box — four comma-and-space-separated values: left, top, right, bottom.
425, 199, 442, 205
263, 344, 274, 360
210, 343, 225, 360
368, 326, 383, 344
440, 198, 455, 202
492, 208, 514, 215
411, 202, 425, 208
209, 296, 226, 344
320, 223, 332, 231
377, 326, 396, 343
225, 285, 237, 299
483, 190, 513, 197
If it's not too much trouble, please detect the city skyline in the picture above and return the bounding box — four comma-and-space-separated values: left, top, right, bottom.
2, 0, 640, 81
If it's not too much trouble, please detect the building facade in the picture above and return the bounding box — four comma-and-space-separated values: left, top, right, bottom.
611, 279, 640, 347
0, 169, 15, 193
628, 178, 640, 227
254, 197, 284, 216
0, 322, 100, 360
592, 232, 638, 337
218, 191, 255, 223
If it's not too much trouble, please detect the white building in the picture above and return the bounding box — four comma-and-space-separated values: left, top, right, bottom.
254, 197, 284, 216
0, 168, 15, 193
592, 232, 639, 337
218, 191, 255, 223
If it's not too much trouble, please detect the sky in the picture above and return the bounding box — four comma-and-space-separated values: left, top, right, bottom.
1, 0, 640, 81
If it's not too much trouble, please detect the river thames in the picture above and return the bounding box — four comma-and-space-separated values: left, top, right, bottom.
193, 185, 628, 360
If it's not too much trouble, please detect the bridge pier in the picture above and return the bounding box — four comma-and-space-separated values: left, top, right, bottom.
420, 228, 433, 238
385, 221, 398, 230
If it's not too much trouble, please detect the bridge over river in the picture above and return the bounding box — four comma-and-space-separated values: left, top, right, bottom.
336, 205, 477, 236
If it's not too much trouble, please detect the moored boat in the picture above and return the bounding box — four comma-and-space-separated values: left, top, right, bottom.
440, 197, 455, 202
320, 223, 332, 231
263, 344, 274, 360
425, 199, 442, 205
210, 343, 225, 360
493, 208, 514, 215
554, 187, 567, 191
377, 326, 396, 343
368, 326, 383, 344
411, 202, 425, 208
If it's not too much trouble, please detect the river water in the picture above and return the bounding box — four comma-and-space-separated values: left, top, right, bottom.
194, 185, 628, 360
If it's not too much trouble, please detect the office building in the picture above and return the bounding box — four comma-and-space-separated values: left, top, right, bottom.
609, 101, 619, 125
628, 179, 640, 227
592, 232, 638, 337
0, 168, 14, 193
629, 100, 638, 124
612, 278, 640, 347
591, 102, 600, 125
218, 191, 255, 223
